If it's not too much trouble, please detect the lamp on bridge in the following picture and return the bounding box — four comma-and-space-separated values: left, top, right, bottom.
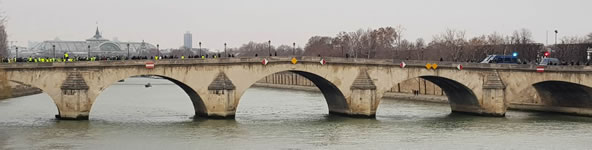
53, 45, 56, 58
127, 43, 130, 59
554, 30, 558, 45
199, 42, 202, 57
268, 40, 272, 56
87, 45, 91, 58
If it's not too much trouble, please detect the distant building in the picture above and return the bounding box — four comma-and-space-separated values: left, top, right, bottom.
30, 27, 156, 57
184, 31, 192, 49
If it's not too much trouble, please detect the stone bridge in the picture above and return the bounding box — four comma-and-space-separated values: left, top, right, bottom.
1, 57, 592, 120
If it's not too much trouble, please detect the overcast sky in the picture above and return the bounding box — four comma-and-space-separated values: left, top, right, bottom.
2, 0, 591, 50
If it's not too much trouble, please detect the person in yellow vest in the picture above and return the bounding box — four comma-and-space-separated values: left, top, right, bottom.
155, 56, 159, 60
181, 56, 185, 59
28, 57, 32, 62
64, 52, 69, 60
201, 55, 205, 59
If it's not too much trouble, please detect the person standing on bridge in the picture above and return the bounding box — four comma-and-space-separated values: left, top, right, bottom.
64, 52, 69, 61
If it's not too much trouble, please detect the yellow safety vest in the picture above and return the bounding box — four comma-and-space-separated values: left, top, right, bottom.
181, 56, 185, 59
202, 56, 205, 59
64, 53, 69, 58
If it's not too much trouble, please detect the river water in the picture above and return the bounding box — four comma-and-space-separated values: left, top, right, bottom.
1, 78, 592, 149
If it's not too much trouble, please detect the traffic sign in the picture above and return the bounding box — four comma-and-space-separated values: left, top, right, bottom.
262, 59, 269, 65
400, 62, 406, 68
536, 66, 544, 72
145, 62, 155, 69
425, 63, 432, 69
291, 57, 298, 64
457, 64, 463, 70
319, 59, 326, 65
432, 63, 438, 70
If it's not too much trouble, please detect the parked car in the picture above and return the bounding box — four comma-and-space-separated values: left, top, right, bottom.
539, 58, 560, 66
480, 55, 521, 64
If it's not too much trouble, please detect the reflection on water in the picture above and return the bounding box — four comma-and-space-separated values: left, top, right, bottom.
1, 78, 592, 149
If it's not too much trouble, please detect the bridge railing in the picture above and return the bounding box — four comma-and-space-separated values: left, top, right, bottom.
1, 56, 592, 72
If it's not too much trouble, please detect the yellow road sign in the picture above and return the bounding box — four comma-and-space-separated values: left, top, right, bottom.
291, 57, 298, 64
425, 63, 432, 69
432, 63, 438, 70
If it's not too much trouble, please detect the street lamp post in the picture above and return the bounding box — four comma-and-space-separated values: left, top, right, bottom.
157, 44, 160, 58
224, 43, 227, 57
127, 43, 130, 59
341, 45, 344, 57
293, 42, 296, 56
199, 42, 202, 57
554, 30, 558, 45
268, 40, 271, 56
87, 45, 91, 58
52, 45, 56, 58
15, 47, 18, 58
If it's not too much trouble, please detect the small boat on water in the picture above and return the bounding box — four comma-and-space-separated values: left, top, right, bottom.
145, 83, 152, 88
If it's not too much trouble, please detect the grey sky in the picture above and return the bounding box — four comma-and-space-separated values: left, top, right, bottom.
2, 0, 591, 50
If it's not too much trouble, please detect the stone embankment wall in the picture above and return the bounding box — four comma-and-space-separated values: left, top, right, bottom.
254, 71, 449, 103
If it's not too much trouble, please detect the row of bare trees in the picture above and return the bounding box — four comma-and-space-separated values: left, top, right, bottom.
304, 26, 404, 59
297, 26, 592, 63
233, 41, 304, 57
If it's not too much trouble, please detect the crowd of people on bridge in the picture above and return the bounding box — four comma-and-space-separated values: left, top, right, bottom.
0, 52, 241, 63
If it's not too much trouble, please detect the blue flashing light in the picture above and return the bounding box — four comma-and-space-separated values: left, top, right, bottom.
512, 52, 518, 57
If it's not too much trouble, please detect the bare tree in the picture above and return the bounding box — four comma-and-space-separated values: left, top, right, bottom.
0, 13, 7, 58
303, 36, 333, 56
561, 36, 588, 44
234, 41, 273, 57
430, 29, 467, 61
587, 33, 592, 43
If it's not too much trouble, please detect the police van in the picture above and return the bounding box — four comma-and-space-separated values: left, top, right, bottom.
480, 55, 521, 64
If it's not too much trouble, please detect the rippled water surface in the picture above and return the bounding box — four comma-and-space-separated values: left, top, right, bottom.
1, 78, 592, 149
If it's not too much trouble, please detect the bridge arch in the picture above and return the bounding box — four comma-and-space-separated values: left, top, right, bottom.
533, 81, 592, 108
0, 80, 58, 116
93, 74, 207, 118
237, 70, 348, 116
419, 76, 479, 107
383, 75, 480, 114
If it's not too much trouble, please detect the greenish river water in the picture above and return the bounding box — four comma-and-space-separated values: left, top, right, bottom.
1, 78, 591, 149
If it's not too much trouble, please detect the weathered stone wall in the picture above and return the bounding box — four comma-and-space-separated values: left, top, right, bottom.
257, 71, 444, 96
257, 71, 315, 87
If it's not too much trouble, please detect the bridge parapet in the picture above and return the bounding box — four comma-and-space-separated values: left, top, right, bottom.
2, 57, 592, 72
